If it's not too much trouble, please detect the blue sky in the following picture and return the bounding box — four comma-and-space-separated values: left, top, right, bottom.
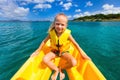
0, 0, 120, 21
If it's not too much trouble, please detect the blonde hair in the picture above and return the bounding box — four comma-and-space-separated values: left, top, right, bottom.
48, 13, 68, 32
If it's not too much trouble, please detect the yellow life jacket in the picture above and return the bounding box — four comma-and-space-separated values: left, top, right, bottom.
49, 29, 71, 52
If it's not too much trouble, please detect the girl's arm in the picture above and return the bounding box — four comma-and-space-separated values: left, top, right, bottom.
31, 35, 50, 57
69, 34, 91, 60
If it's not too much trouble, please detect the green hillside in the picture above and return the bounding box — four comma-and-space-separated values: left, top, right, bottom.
73, 14, 120, 21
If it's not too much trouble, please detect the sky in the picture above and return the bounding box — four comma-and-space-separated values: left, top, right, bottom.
0, 0, 120, 21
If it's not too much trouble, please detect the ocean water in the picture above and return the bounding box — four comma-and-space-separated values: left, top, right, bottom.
0, 21, 120, 80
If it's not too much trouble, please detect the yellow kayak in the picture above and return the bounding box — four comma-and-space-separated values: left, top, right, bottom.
11, 40, 106, 80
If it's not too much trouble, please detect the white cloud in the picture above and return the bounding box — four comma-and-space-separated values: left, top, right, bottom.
33, 0, 45, 3
85, 1, 93, 7
59, 1, 73, 10
20, 2, 27, 6
84, 11, 91, 16
59, 1, 63, 5
92, 4, 120, 15
46, 0, 55, 3
73, 13, 83, 18
73, 11, 91, 18
25, 0, 54, 10
63, 2, 72, 10
0, 0, 7, 3
67, 0, 72, 2
75, 9, 81, 12
34, 3, 52, 9
67, 15, 72, 19
73, 4, 120, 19
24, 0, 55, 3
14, 7, 29, 17
0, 1, 29, 20
102, 4, 114, 10
74, 4, 78, 7
100, 4, 120, 14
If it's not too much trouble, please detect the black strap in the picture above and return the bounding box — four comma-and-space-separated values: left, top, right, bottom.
56, 39, 60, 53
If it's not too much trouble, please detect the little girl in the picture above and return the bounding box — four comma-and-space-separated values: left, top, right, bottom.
31, 13, 90, 80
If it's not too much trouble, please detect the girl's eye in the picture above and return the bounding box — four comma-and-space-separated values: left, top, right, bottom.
56, 23, 59, 25
55, 23, 65, 26
61, 24, 64, 26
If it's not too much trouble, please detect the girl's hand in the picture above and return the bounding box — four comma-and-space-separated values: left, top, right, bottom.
30, 52, 39, 57
82, 55, 91, 60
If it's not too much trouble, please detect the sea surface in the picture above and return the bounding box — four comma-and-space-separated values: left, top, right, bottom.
0, 21, 120, 80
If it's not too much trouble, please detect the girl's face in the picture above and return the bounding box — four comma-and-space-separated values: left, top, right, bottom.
54, 15, 68, 34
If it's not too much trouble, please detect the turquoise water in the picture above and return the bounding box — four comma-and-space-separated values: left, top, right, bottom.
0, 21, 120, 80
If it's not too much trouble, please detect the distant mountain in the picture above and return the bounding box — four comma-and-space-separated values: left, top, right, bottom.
0, 20, 51, 22
73, 14, 120, 21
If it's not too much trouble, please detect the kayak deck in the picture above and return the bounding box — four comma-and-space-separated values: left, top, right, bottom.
11, 40, 106, 80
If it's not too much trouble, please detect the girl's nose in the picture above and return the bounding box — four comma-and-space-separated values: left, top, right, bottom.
58, 24, 62, 28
